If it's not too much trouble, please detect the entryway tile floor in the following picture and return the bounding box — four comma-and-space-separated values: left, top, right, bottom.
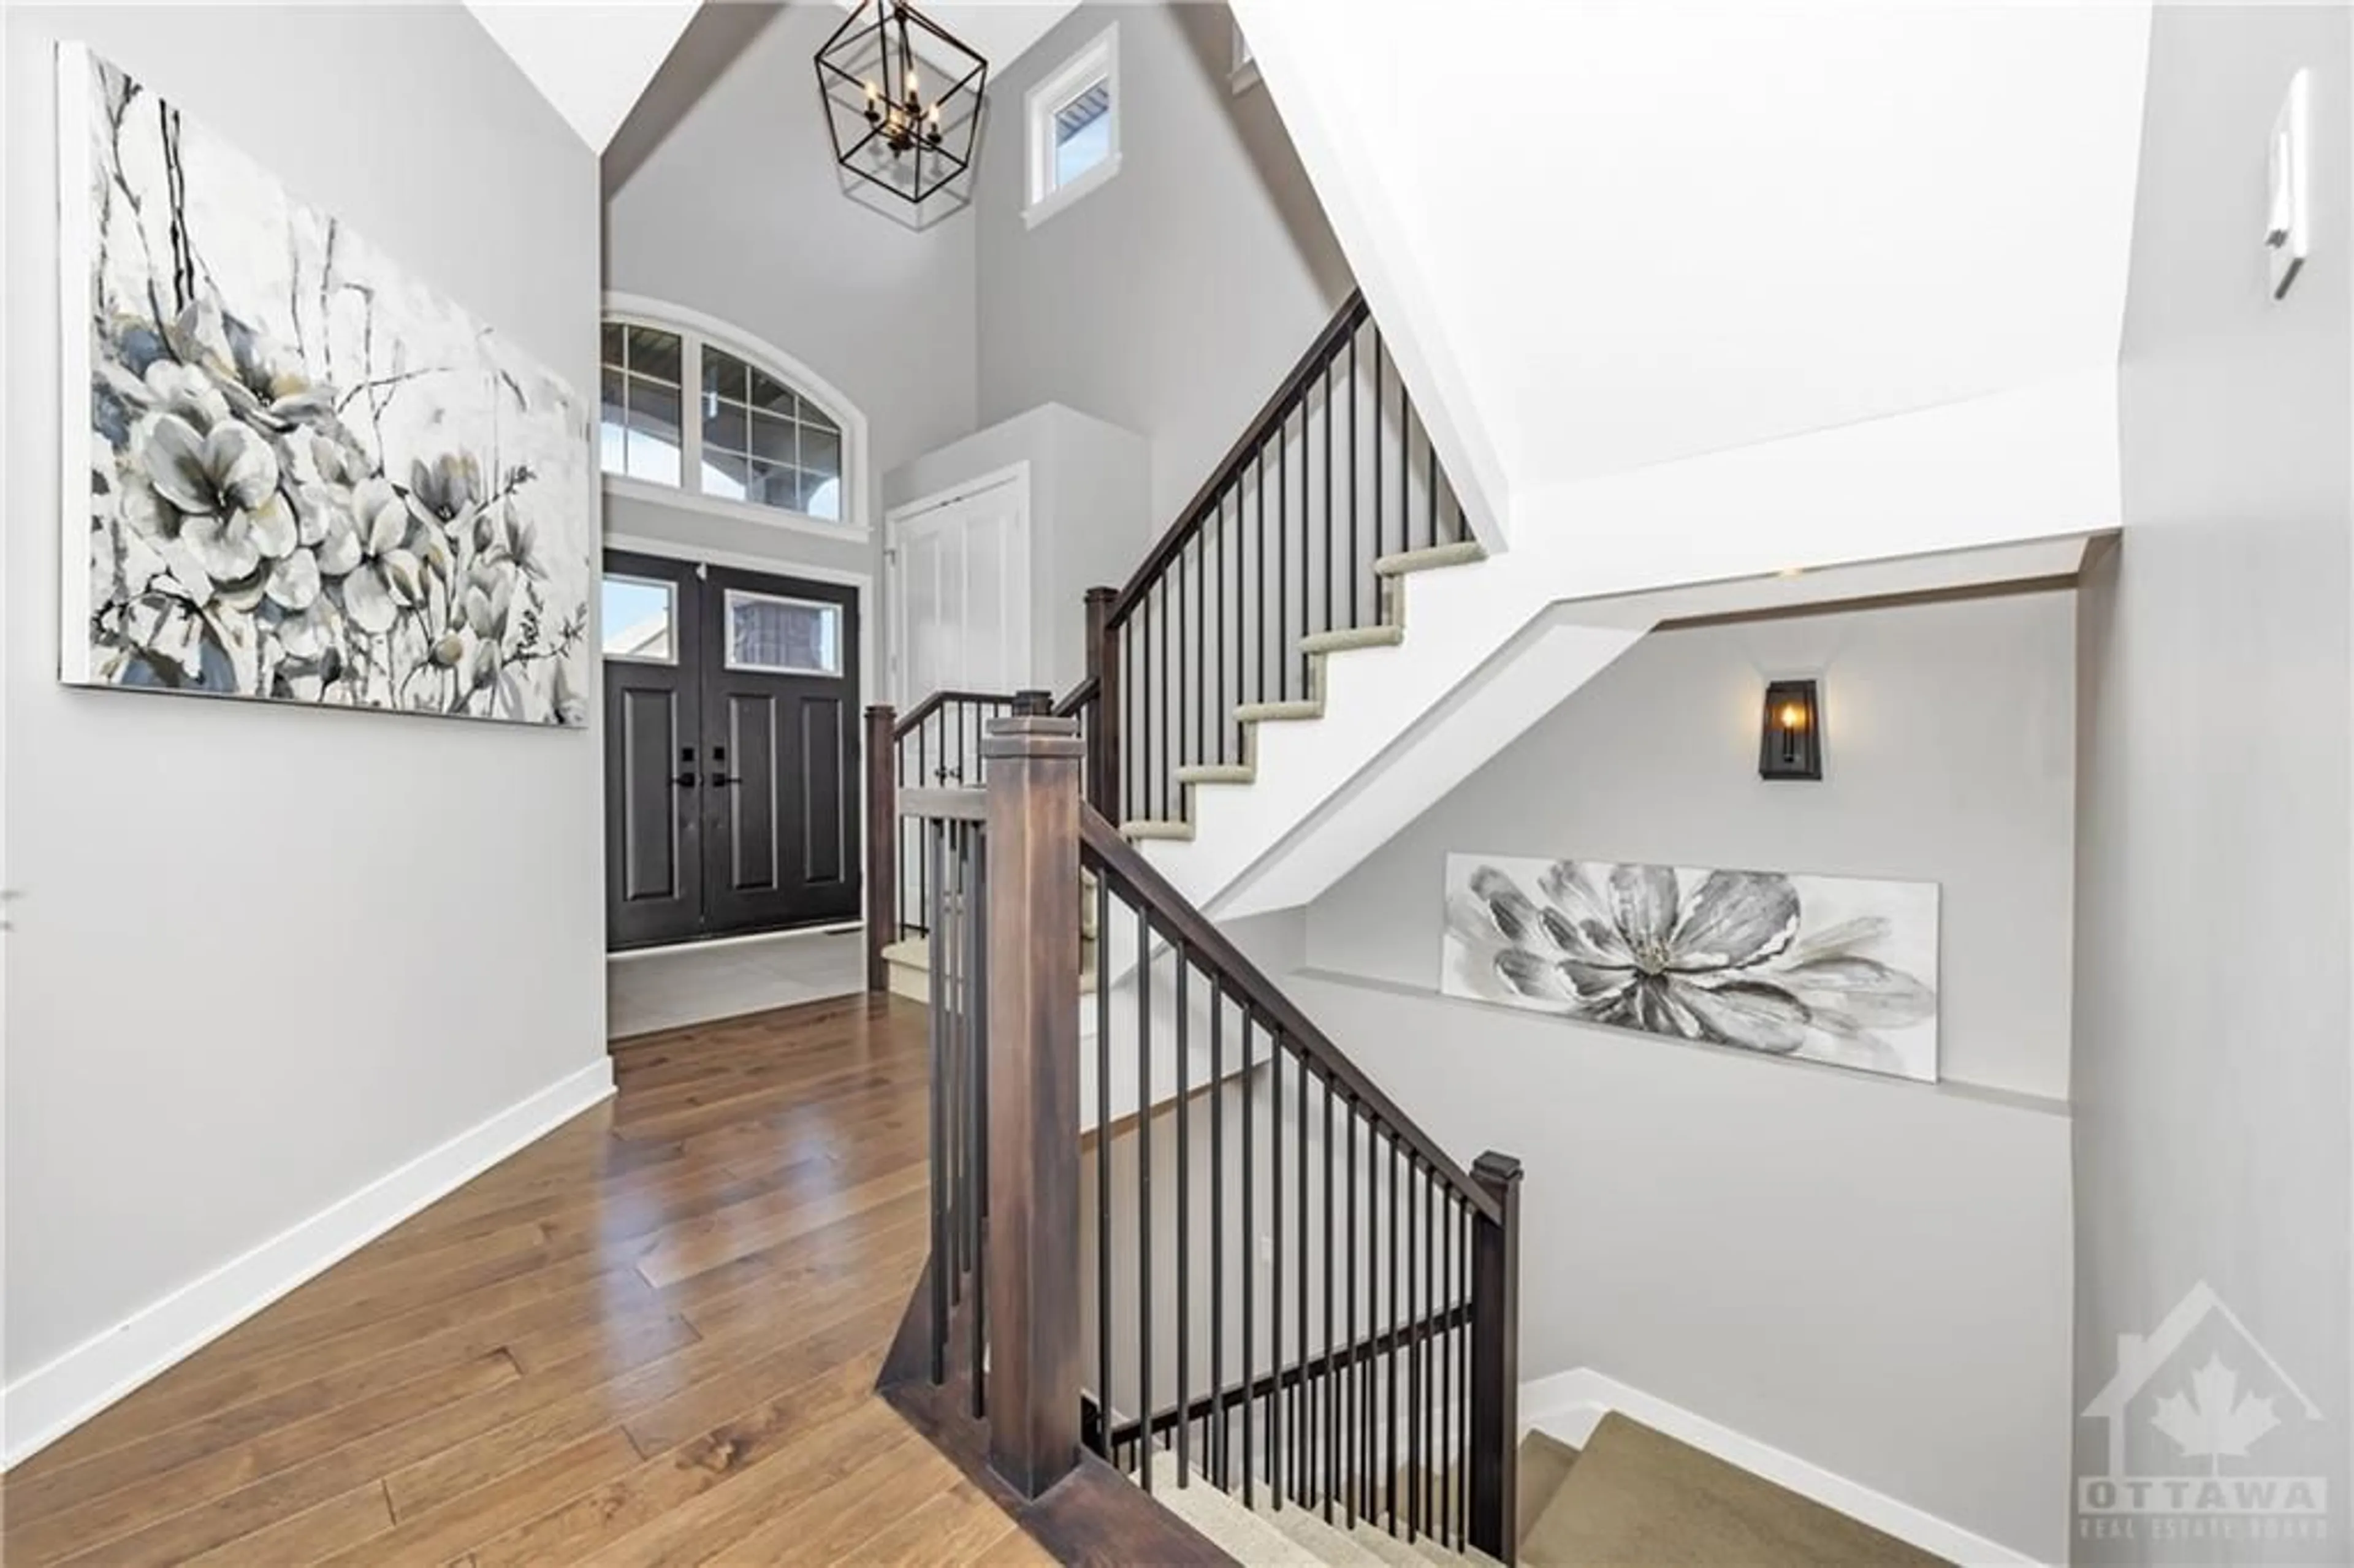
607, 926, 866, 1039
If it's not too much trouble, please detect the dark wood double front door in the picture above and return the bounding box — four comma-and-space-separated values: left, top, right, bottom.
604, 552, 862, 951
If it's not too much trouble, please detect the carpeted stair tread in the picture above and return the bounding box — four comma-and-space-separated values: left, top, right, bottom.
1347, 1517, 1442, 1567
1236, 699, 1325, 723
1520, 1414, 1946, 1568
1144, 1453, 1324, 1563
1176, 762, 1258, 786
1249, 1497, 1392, 1566
1515, 1429, 1581, 1549
1373, 541, 1485, 576
1120, 818, 1196, 842
1301, 624, 1406, 654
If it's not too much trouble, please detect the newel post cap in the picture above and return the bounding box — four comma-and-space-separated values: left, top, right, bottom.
1472, 1151, 1523, 1190
980, 715, 1084, 761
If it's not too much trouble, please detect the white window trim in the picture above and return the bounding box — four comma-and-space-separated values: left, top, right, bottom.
1022, 24, 1121, 230
599, 291, 871, 544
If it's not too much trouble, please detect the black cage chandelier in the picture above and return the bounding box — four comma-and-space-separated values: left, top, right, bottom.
814, 0, 988, 208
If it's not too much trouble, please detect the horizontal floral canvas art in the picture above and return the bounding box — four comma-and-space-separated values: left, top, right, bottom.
1443, 854, 1940, 1083
57, 45, 590, 725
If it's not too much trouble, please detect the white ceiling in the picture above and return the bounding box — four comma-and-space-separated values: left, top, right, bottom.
472, 1, 1078, 153
468, 1, 703, 150
1235, 0, 2152, 534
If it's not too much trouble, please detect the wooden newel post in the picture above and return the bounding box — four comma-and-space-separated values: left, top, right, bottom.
1468, 1151, 1524, 1562
864, 704, 898, 994
1084, 587, 1120, 818
1011, 688, 1053, 716
980, 714, 1086, 1499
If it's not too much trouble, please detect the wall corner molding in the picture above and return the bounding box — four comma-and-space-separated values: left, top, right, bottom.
1518, 1366, 2049, 1567
1, 1058, 615, 1469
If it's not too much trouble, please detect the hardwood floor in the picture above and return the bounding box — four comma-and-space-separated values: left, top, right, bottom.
2, 994, 1054, 1567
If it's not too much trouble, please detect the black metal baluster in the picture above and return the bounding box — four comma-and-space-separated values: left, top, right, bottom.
1276, 422, 1289, 702
1346, 1100, 1360, 1528
1374, 1125, 1393, 1535
1373, 338, 1387, 563
1270, 1032, 1285, 1510
1441, 1191, 1459, 1544
1241, 1010, 1256, 1507
1175, 950, 1191, 1486
1297, 399, 1310, 698
1422, 1170, 1437, 1540
1096, 869, 1113, 1464
1322, 353, 1335, 641
1137, 901, 1154, 1493
1147, 587, 1160, 823
1221, 490, 1235, 763
1355, 327, 1374, 626
1322, 1074, 1337, 1521
1191, 536, 1205, 782
1406, 1156, 1420, 1539
1428, 434, 1439, 555
1384, 341, 1403, 562
1210, 975, 1226, 1490
1438, 1187, 1452, 1547
1295, 1054, 1310, 1510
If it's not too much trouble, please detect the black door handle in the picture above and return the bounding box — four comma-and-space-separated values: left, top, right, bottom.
669, 772, 697, 788
709, 773, 743, 788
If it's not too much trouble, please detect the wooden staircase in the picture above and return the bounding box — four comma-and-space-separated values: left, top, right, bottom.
867, 722, 1525, 1562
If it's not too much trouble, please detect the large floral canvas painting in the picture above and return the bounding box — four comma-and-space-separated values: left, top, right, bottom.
57, 45, 590, 725
1443, 854, 1941, 1082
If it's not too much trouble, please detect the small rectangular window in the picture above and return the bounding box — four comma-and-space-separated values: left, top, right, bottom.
1025, 26, 1119, 227
725, 590, 842, 677
601, 575, 676, 663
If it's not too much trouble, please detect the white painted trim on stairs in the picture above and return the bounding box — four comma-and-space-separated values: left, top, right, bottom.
1518, 1367, 2044, 1568
0, 1058, 616, 1469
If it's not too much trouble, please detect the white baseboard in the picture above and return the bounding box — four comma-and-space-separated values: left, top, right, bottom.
1, 1058, 615, 1469
1518, 1367, 2043, 1568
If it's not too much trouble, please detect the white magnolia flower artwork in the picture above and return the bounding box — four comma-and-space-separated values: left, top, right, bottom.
1442, 853, 1941, 1083
57, 45, 591, 726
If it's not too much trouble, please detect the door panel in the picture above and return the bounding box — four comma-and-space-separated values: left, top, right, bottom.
604, 552, 703, 950
698, 566, 862, 935
800, 695, 847, 888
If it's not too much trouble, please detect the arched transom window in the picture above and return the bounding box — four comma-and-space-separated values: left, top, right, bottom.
599, 311, 853, 528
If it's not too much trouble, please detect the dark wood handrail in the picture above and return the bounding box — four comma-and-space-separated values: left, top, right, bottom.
1052, 675, 1098, 718
1104, 291, 1371, 629
893, 687, 1023, 739
1086, 1300, 1472, 1452
1077, 804, 1501, 1225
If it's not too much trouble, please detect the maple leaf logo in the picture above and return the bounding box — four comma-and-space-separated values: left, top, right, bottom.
2150, 1355, 2280, 1470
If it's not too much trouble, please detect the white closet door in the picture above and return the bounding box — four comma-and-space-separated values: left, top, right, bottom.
889, 474, 1030, 704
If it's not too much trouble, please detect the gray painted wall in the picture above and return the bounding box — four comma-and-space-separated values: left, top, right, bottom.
1311, 593, 2081, 1100
976, 2, 1352, 525
1295, 593, 2083, 1557
2075, 7, 2354, 1561
2, 4, 603, 1382
603, 2, 980, 666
